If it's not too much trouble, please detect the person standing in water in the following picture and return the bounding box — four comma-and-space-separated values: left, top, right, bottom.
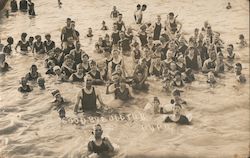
110, 6, 119, 19
153, 15, 162, 40
165, 12, 182, 34
134, 4, 141, 24
116, 14, 126, 32
19, 0, 28, 12
74, 75, 107, 114
28, 0, 36, 16
86, 124, 115, 158
10, 0, 18, 12
15, 32, 30, 54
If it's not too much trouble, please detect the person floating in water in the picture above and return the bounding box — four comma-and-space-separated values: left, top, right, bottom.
19, 0, 28, 12
226, 2, 232, 9
86, 124, 116, 158
0, 53, 10, 73
235, 63, 246, 83
74, 75, 107, 114
28, 0, 36, 16
10, 0, 18, 12
18, 77, 33, 93
110, 6, 119, 19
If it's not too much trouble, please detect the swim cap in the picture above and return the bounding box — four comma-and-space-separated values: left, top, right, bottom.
53, 66, 61, 71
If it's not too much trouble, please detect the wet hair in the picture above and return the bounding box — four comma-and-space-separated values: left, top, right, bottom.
45, 34, 51, 38
102, 21, 105, 24
235, 63, 242, 69
169, 12, 174, 16
66, 18, 71, 21
21, 33, 27, 39
6, 37, 14, 45
35, 35, 41, 40
228, 44, 234, 49
81, 53, 89, 59
31, 64, 38, 71
119, 13, 122, 16
137, 4, 141, 8
239, 34, 244, 40
142, 4, 147, 8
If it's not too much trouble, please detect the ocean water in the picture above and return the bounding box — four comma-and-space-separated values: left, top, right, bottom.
0, 0, 249, 157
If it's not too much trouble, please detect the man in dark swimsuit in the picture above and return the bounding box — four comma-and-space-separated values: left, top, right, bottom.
74, 75, 107, 114
86, 124, 115, 157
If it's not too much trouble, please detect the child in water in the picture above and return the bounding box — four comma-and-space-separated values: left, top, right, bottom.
144, 97, 161, 114
207, 71, 216, 86
235, 63, 246, 83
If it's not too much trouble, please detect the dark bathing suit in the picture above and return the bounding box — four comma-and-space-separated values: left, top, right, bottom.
18, 40, 29, 51
81, 87, 97, 112
88, 138, 110, 155
153, 23, 162, 40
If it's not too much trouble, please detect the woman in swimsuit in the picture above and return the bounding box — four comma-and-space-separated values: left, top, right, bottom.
61, 54, 76, 79
89, 60, 104, 85
69, 64, 85, 82
15, 33, 30, 54
44, 34, 55, 54
32, 35, 45, 54
108, 49, 124, 79
164, 105, 191, 125
77, 53, 91, 76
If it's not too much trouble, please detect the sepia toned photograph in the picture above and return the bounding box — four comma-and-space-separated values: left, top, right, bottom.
0, 0, 249, 157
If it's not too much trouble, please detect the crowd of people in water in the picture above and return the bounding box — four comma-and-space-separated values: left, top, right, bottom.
5, 0, 36, 17
0, 2, 249, 157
